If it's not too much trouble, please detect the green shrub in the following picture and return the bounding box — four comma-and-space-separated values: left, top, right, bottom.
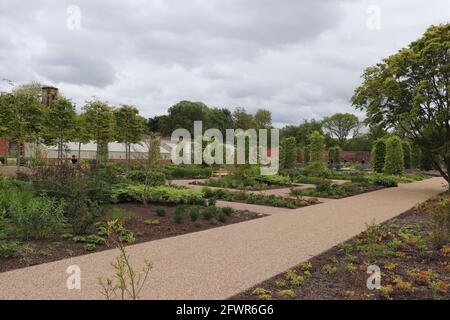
221, 207, 233, 216
203, 206, 217, 220
111, 184, 207, 206
173, 206, 185, 224
163, 165, 213, 179
189, 207, 200, 221
328, 147, 341, 165
371, 139, 386, 173
402, 141, 412, 170
371, 175, 398, 187
316, 181, 332, 193
155, 207, 166, 216
194, 221, 203, 228
9, 196, 66, 240
31, 164, 107, 233
202, 187, 317, 208
210, 218, 219, 225
84, 243, 96, 251
422, 196, 450, 249
144, 219, 160, 226
0, 241, 18, 258
218, 211, 227, 222
309, 131, 325, 164
281, 137, 297, 169
384, 136, 404, 175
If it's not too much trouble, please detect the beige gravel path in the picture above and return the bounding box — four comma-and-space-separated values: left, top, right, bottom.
0, 177, 446, 300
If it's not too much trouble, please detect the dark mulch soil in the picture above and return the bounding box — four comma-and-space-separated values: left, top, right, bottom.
0, 204, 264, 274
232, 197, 450, 300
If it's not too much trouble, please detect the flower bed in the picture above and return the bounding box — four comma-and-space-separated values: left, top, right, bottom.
202, 187, 318, 209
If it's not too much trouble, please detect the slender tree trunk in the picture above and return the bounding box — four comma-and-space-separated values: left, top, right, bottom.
16, 140, 21, 174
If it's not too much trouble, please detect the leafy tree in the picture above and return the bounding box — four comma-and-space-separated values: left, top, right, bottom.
307, 131, 327, 175
74, 114, 91, 161
161, 101, 210, 136
344, 134, 372, 151
232, 107, 255, 130
384, 136, 404, 175
254, 109, 272, 128
303, 146, 310, 164
43, 96, 77, 163
114, 105, 145, 169
280, 137, 296, 169
208, 108, 234, 134
0, 83, 45, 172
281, 119, 323, 146
411, 144, 422, 169
82, 99, 114, 162
329, 147, 341, 165
146, 115, 168, 134
352, 24, 450, 185
322, 113, 360, 146
402, 141, 412, 170
371, 139, 386, 173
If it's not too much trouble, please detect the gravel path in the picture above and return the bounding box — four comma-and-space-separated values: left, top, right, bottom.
0, 177, 446, 300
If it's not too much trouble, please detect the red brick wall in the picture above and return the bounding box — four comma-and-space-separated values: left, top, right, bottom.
0, 139, 8, 155
324, 151, 370, 163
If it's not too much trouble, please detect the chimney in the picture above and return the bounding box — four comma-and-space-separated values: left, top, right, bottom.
42, 86, 59, 107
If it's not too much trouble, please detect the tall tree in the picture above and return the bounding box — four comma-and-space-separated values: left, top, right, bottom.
0, 83, 45, 172
281, 119, 323, 146
322, 113, 360, 146
384, 136, 404, 175
232, 107, 255, 130
82, 99, 114, 162
74, 114, 91, 161
352, 24, 450, 185
43, 96, 77, 163
254, 109, 272, 128
114, 105, 145, 169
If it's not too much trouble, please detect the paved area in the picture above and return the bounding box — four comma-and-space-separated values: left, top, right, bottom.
0, 177, 446, 300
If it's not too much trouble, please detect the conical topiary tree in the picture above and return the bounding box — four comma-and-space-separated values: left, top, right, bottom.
402, 141, 412, 170
384, 136, 404, 175
307, 131, 327, 176
371, 139, 386, 173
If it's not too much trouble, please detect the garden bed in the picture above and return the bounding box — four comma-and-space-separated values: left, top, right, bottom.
202, 187, 319, 209
289, 182, 384, 199
232, 194, 450, 300
0, 203, 264, 273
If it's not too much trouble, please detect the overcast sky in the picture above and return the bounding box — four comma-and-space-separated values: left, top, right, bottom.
0, 0, 448, 127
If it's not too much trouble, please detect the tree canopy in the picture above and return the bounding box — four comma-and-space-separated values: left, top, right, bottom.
352, 24, 450, 183
322, 113, 360, 146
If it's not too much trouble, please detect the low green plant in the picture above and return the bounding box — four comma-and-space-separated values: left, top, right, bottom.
278, 289, 296, 298
285, 269, 304, 286
0, 241, 18, 258
98, 219, 153, 300
194, 221, 203, 228
202, 206, 217, 220
173, 206, 185, 224
144, 219, 160, 226
189, 208, 200, 221
322, 264, 337, 275
218, 211, 227, 222
155, 207, 166, 217
209, 218, 219, 225
221, 207, 233, 216
9, 195, 66, 240
84, 243, 96, 251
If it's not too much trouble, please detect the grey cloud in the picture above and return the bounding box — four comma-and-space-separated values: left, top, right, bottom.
0, 0, 449, 125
